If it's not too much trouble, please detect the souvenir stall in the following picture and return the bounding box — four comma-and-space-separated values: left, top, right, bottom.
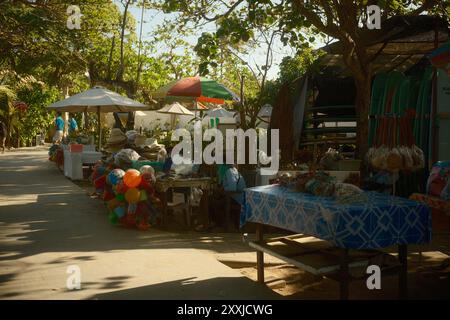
91, 123, 214, 231
46, 86, 150, 180
241, 15, 447, 300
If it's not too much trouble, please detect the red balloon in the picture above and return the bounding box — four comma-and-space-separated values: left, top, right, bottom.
116, 181, 129, 194
94, 175, 106, 189
102, 190, 115, 201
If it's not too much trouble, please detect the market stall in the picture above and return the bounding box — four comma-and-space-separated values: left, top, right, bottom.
46, 86, 151, 180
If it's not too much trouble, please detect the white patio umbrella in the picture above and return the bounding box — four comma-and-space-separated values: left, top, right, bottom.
206, 107, 236, 118
258, 104, 273, 118
47, 86, 150, 149
157, 102, 194, 129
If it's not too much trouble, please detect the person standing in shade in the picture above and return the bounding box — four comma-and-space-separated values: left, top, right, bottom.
68, 113, 78, 135
0, 120, 7, 153
53, 112, 65, 144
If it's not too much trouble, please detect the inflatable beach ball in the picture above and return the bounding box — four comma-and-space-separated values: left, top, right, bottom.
139, 165, 155, 175
125, 188, 141, 204
123, 169, 142, 188
107, 168, 125, 186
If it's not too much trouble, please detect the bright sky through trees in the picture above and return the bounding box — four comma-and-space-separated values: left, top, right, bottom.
120, 1, 323, 80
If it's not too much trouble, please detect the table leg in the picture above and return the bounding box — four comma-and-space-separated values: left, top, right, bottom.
200, 188, 210, 227
225, 193, 232, 231
160, 191, 168, 229
398, 244, 408, 299
256, 224, 265, 284
339, 248, 349, 300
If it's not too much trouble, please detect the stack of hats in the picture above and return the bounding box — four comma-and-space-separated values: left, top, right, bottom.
136, 139, 166, 161
126, 130, 138, 144
133, 134, 147, 148
106, 128, 127, 152
114, 148, 141, 169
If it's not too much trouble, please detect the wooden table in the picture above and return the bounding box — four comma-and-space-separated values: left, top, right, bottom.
154, 177, 214, 228
249, 226, 408, 300
241, 185, 431, 299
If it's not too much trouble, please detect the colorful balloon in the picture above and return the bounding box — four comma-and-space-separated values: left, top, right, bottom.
140, 191, 148, 202
139, 174, 154, 192
107, 198, 121, 211
115, 180, 129, 195
94, 175, 106, 189
123, 169, 142, 188
139, 165, 155, 175
116, 193, 125, 202
128, 202, 138, 215
125, 188, 141, 203
108, 168, 125, 186
96, 166, 106, 176
114, 206, 126, 218
102, 190, 115, 201
141, 172, 156, 184
108, 212, 118, 225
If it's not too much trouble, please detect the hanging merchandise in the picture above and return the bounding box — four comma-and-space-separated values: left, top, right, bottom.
367, 71, 425, 173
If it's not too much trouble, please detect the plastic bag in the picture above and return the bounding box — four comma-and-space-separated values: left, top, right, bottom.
398, 146, 413, 170
386, 147, 403, 172
223, 167, 246, 192
114, 148, 141, 168
410, 145, 425, 170
334, 183, 367, 204
371, 145, 389, 170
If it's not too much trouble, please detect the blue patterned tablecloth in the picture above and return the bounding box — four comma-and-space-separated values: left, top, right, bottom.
240, 185, 432, 249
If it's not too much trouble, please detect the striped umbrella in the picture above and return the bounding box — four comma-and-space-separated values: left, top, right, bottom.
430, 42, 450, 74
152, 76, 240, 104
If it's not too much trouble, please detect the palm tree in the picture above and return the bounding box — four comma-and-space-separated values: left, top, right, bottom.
0, 85, 19, 147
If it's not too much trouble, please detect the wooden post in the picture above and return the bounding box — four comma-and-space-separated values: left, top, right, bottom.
97, 106, 101, 150
431, 19, 439, 165
398, 244, 408, 299
339, 248, 350, 300
201, 188, 210, 227
256, 223, 265, 284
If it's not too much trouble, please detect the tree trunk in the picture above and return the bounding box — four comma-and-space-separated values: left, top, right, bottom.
354, 75, 372, 159
117, 0, 131, 82
340, 39, 373, 160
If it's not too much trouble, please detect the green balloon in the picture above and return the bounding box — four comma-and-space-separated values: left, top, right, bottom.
116, 194, 125, 202
108, 212, 118, 225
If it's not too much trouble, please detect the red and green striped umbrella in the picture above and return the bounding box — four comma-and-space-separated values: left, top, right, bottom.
152, 76, 240, 104
430, 42, 450, 75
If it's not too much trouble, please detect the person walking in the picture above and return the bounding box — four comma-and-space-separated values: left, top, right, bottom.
53, 112, 65, 144
68, 113, 78, 135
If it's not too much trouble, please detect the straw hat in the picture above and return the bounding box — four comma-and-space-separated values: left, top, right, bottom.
107, 128, 127, 145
